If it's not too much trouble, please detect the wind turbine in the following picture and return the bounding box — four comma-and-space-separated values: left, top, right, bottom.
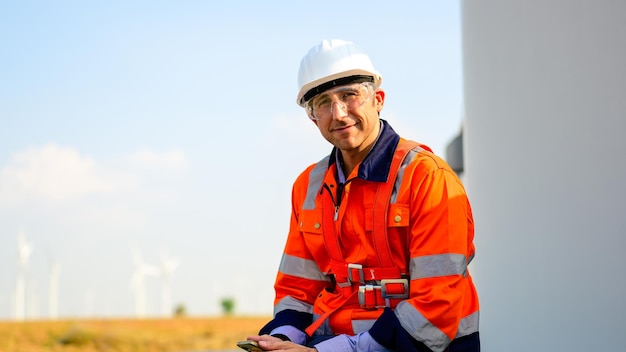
159, 248, 179, 316
15, 232, 33, 321
130, 248, 159, 318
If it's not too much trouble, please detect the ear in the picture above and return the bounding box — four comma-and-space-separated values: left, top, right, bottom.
375, 89, 385, 112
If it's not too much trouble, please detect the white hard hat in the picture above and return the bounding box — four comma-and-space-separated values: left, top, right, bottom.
296, 39, 383, 106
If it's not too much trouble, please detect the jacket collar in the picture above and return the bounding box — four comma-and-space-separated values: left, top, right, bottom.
328, 119, 400, 183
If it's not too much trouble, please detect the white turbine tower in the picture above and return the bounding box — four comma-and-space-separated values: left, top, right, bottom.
15, 232, 33, 321
130, 249, 159, 318
159, 249, 179, 316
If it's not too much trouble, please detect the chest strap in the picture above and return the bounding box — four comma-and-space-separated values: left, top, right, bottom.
321, 140, 419, 272
328, 262, 401, 287
304, 140, 419, 337
372, 140, 419, 268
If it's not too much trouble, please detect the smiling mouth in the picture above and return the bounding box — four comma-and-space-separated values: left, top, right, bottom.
332, 123, 356, 132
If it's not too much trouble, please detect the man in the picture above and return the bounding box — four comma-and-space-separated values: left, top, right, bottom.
246, 39, 480, 352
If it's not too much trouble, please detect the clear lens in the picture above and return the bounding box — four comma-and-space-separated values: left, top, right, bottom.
305, 82, 375, 121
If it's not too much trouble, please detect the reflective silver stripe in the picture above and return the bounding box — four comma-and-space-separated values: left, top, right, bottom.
468, 252, 475, 265
410, 253, 467, 280
395, 301, 451, 352
274, 295, 313, 315
302, 156, 329, 210
455, 311, 479, 338
352, 319, 376, 334
305, 145, 421, 207
391, 147, 421, 204
279, 253, 330, 282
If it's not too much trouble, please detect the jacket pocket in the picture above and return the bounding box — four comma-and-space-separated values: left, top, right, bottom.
387, 203, 410, 228
365, 203, 410, 231
299, 209, 323, 235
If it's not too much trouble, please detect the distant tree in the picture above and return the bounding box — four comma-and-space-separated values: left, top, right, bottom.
220, 297, 235, 316
174, 303, 187, 317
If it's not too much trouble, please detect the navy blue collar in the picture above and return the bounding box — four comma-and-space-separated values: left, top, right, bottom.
328, 119, 401, 183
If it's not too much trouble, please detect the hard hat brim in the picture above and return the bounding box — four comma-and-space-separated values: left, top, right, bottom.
297, 70, 382, 106
301, 75, 375, 104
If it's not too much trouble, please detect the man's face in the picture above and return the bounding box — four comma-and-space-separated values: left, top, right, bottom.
307, 83, 385, 155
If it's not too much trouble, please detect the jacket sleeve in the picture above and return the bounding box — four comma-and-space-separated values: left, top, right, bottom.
369, 308, 439, 352
370, 153, 476, 352
259, 165, 332, 335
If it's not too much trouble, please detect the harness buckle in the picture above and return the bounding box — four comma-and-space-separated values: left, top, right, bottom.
357, 284, 378, 309
380, 279, 410, 299
347, 263, 365, 284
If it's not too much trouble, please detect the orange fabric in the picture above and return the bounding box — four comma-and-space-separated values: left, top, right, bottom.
274, 138, 479, 339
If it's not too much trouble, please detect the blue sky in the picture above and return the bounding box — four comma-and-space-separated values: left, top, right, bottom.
0, 1, 464, 319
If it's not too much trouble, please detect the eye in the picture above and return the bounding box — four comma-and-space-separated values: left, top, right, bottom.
341, 91, 359, 101
313, 96, 331, 109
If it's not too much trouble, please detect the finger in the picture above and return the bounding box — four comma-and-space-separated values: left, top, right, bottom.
258, 339, 280, 350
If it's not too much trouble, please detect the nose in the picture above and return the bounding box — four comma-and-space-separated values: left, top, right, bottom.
329, 100, 348, 118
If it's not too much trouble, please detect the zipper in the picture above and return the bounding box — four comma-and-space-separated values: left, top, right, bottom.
322, 181, 348, 222
322, 183, 343, 222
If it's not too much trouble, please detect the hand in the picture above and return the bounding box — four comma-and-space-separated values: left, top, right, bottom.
246, 334, 317, 352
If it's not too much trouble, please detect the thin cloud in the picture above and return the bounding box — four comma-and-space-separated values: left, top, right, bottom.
124, 149, 189, 171
0, 144, 189, 206
0, 144, 119, 203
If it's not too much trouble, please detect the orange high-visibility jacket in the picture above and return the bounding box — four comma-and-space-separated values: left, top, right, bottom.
261, 120, 479, 352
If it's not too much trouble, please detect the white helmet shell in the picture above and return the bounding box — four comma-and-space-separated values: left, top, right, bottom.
296, 39, 382, 106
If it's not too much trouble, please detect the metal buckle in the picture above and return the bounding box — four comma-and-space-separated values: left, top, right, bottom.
347, 263, 364, 283
358, 284, 379, 309
380, 279, 409, 299
357, 284, 371, 307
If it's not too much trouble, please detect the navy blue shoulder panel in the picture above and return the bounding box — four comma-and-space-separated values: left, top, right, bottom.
358, 120, 400, 182
327, 119, 401, 183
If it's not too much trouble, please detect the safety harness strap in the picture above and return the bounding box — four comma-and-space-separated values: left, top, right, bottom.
372, 140, 419, 268
328, 262, 401, 284
320, 140, 419, 272
304, 140, 419, 337
321, 180, 344, 264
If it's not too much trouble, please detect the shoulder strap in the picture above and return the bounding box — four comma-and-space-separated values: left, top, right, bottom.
321, 140, 421, 268
305, 140, 422, 337
372, 140, 420, 268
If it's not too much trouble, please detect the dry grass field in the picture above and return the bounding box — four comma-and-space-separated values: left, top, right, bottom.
0, 316, 271, 352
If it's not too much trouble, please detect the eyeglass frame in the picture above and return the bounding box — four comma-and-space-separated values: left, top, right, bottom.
304, 82, 377, 121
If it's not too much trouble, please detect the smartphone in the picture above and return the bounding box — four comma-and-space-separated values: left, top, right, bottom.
237, 340, 264, 351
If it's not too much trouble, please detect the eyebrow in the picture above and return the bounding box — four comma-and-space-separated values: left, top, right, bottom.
313, 85, 361, 101
328, 85, 361, 94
